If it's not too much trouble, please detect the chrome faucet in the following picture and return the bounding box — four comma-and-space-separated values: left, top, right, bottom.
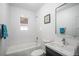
62, 38, 66, 45
36, 37, 38, 42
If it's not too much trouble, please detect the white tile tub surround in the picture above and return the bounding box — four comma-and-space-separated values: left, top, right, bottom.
8, 5, 37, 47
6, 42, 41, 56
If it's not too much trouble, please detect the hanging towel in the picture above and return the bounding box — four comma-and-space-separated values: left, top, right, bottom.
2, 24, 8, 39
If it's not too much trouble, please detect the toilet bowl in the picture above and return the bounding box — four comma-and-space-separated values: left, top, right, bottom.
31, 49, 45, 56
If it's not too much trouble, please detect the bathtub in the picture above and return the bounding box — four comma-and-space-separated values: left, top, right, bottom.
6, 42, 41, 56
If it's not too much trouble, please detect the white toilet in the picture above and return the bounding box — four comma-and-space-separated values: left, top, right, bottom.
31, 49, 45, 56
31, 39, 52, 56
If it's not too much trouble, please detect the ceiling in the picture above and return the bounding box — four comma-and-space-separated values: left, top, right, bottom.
9, 3, 45, 12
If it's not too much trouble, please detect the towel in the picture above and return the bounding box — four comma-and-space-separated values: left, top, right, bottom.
2, 24, 8, 39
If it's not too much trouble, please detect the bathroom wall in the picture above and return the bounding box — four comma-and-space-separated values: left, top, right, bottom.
36, 3, 79, 46
36, 3, 63, 42
0, 3, 9, 55
8, 5, 37, 47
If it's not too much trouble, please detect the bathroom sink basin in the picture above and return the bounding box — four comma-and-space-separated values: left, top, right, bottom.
48, 42, 64, 47
49, 42, 74, 51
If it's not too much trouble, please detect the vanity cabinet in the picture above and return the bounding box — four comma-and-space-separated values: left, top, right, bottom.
46, 46, 62, 56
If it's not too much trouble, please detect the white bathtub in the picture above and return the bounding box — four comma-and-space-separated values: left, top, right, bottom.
6, 42, 41, 56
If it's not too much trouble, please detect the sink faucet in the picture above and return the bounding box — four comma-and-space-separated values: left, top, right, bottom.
62, 38, 66, 45
36, 37, 38, 42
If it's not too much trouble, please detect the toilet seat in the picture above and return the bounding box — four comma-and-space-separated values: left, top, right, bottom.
31, 49, 45, 56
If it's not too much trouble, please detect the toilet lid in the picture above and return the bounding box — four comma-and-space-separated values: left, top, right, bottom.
31, 49, 44, 56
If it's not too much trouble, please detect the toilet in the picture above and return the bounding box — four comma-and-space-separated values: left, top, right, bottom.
31, 40, 52, 56
31, 49, 45, 56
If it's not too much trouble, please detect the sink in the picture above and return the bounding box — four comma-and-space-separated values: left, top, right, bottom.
50, 42, 74, 50
48, 42, 64, 47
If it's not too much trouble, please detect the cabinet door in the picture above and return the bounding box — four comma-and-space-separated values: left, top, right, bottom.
46, 47, 62, 56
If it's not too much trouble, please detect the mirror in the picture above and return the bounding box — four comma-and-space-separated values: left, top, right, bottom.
55, 3, 79, 37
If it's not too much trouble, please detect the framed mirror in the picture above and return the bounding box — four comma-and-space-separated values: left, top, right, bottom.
55, 3, 79, 37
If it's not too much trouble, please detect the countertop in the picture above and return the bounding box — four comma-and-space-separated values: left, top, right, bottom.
45, 42, 77, 56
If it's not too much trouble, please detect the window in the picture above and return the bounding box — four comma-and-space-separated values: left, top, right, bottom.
20, 16, 28, 30
20, 26, 28, 30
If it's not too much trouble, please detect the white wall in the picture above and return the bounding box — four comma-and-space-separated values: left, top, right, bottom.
0, 3, 9, 56
36, 3, 63, 42
8, 5, 37, 47
36, 3, 79, 47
